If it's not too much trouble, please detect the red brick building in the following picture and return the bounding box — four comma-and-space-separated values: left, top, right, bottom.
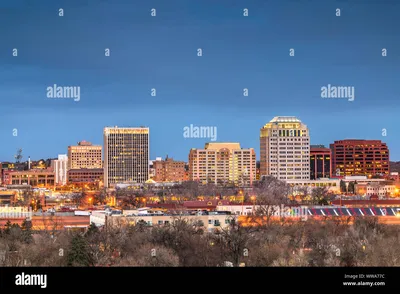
67, 168, 104, 183
153, 157, 186, 182
330, 139, 389, 177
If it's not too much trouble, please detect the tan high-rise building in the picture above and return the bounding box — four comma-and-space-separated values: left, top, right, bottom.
104, 126, 149, 188
260, 116, 310, 180
189, 142, 256, 186
153, 157, 186, 182
67, 141, 102, 170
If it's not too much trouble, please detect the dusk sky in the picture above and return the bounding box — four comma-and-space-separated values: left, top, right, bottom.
0, 0, 399, 162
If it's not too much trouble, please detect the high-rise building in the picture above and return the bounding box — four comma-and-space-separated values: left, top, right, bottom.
51, 154, 68, 185
260, 116, 310, 180
189, 142, 256, 186
153, 156, 186, 182
104, 126, 149, 188
67, 141, 102, 169
310, 145, 331, 179
330, 139, 390, 177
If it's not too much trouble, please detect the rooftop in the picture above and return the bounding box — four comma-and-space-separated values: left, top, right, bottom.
205, 142, 241, 150
270, 116, 301, 123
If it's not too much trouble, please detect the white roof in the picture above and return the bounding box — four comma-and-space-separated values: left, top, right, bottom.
270, 116, 301, 123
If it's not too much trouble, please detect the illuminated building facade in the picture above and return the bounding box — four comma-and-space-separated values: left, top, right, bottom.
51, 154, 68, 185
189, 143, 256, 186
2, 170, 55, 187
260, 116, 310, 180
104, 127, 149, 187
330, 139, 389, 177
68, 168, 104, 183
68, 141, 102, 169
153, 157, 186, 182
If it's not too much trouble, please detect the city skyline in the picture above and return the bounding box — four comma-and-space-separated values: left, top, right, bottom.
1, 0, 400, 279
1, 0, 399, 162
0, 122, 395, 164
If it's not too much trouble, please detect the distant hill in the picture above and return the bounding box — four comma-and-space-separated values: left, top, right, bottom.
390, 161, 400, 173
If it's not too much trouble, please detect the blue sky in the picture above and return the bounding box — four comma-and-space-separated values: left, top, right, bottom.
0, 0, 399, 162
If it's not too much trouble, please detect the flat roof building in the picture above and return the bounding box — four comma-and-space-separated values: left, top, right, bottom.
104, 127, 149, 187
189, 142, 256, 186
68, 141, 102, 170
153, 157, 186, 182
260, 116, 310, 180
310, 145, 332, 179
330, 139, 389, 177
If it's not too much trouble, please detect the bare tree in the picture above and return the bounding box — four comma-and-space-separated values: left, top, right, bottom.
251, 176, 291, 226
176, 181, 201, 201
70, 192, 85, 208
293, 185, 309, 204
94, 188, 108, 205
311, 187, 330, 205
118, 244, 179, 267
214, 217, 258, 267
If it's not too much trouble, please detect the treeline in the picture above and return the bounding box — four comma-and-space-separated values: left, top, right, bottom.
0, 216, 399, 267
